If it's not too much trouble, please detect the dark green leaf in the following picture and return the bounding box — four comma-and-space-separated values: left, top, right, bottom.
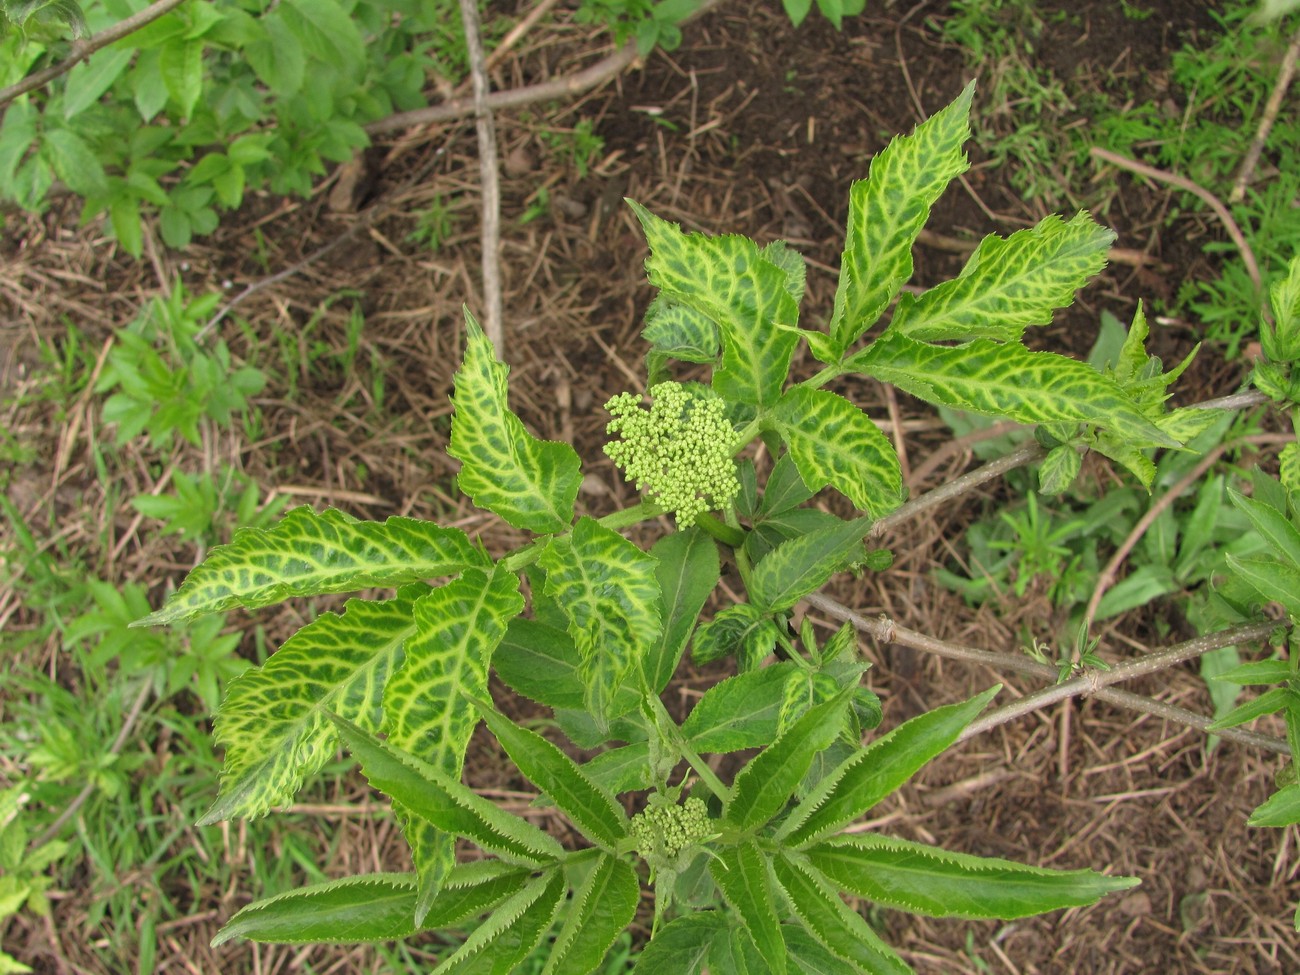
633, 913, 727, 973
780, 687, 1000, 847
771, 854, 913, 975
646, 528, 720, 692
1229, 487, 1300, 569
1249, 783, 1300, 828
709, 840, 786, 974
1207, 686, 1298, 731
329, 714, 563, 864
211, 873, 419, 946
474, 701, 628, 850
581, 742, 653, 795
1211, 659, 1291, 685
725, 690, 853, 832
806, 834, 1138, 919
1225, 554, 1300, 618
493, 618, 584, 710
750, 517, 872, 613
683, 663, 800, 752
542, 854, 640, 975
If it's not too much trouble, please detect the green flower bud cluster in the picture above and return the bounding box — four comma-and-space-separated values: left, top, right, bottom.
629, 796, 711, 864
603, 382, 740, 526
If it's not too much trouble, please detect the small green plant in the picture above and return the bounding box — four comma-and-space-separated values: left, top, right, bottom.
130, 86, 1186, 972
96, 280, 264, 448
407, 193, 463, 252
538, 119, 605, 179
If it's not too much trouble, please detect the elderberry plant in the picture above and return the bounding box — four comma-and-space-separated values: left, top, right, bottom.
134, 83, 1202, 971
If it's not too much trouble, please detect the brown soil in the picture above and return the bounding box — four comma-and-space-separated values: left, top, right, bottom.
2, 2, 1296, 973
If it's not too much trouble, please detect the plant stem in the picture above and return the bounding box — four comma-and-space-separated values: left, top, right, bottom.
694, 512, 746, 548
647, 696, 730, 802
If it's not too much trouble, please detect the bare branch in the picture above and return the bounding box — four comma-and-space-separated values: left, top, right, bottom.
1091, 146, 1262, 294
1231, 23, 1300, 204
959, 621, 1281, 742
805, 593, 1288, 754
0, 0, 189, 110
458, 0, 502, 352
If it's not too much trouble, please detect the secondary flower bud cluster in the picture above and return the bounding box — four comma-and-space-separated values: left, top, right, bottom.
603, 382, 740, 526
629, 796, 711, 863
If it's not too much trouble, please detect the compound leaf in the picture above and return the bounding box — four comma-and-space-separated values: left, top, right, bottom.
135, 506, 486, 626
828, 81, 973, 354
630, 200, 800, 407
199, 585, 423, 825
890, 212, 1116, 343
771, 387, 904, 519
634, 913, 727, 973
330, 714, 564, 865
542, 854, 641, 975
539, 517, 662, 722
805, 834, 1138, 919
848, 330, 1176, 448
709, 839, 786, 974
474, 700, 628, 850
779, 687, 1000, 847
449, 312, 581, 534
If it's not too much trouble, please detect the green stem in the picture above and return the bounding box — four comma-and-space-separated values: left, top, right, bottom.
729, 417, 764, 454
802, 362, 844, 391
693, 512, 746, 549
648, 696, 730, 803
498, 501, 664, 573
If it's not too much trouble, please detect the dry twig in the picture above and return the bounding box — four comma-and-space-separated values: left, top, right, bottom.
0, 0, 189, 109
1230, 23, 1300, 204
1091, 146, 1262, 294
458, 0, 503, 351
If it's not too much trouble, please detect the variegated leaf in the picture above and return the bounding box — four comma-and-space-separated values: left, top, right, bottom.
642, 295, 720, 364
538, 517, 662, 721
771, 387, 904, 519
449, 311, 582, 534
136, 507, 487, 626
890, 212, 1116, 343
199, 585, 425, 824
849, 329, 1177, 447
630, 200, 800, 407
382, 566, 524, 923
383, 566, 524, 770
828, 81, 973, 355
